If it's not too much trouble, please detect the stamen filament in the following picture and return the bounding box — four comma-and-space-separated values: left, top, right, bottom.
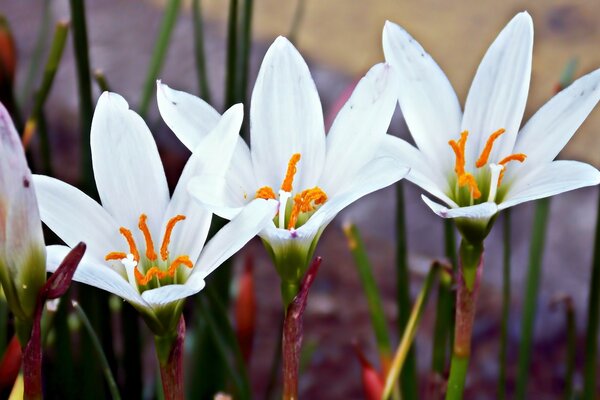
281, 153, 301, 192
475, 128, 505, 168
458, 173, 481, 200
138, 214, 157, 261
160, 215, 186, 261
135, 266, 167, 286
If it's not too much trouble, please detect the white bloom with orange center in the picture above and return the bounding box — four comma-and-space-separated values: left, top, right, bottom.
383, 12, 600, 240
33, 93, 277, 334
156, 37, 408, 283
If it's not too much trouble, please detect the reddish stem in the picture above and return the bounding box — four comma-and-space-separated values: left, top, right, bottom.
157, 317, 186, 400
453, 260, 483, 358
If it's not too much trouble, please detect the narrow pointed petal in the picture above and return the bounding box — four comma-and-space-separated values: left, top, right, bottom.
250, 36, 325, 190
499, 160, 600, 210
513, 68, 600, 168
461, 12, 533, 165
91, 92, 169, 235
320, 63, 400, 194
156, 81, 221, 151
304, 157, 409, 232
382, 21, 462, 172
164, 104, 244, 261
194, 199, 278, 278
46, 245, 147, 307
33, 175, 120, 263
187, 174, 244, 220
422, 195, 498, 219
379, 135, 458, 208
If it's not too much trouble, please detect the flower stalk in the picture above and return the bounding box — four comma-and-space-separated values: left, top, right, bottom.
282, 257, 322, 400
154, 316, 185, 400
445, 240, 484, 400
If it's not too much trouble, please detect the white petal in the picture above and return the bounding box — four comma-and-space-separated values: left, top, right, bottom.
156, 81, 221, 151
194, 199, 278, 279
303, 156, 409, 232
513, 68, 600, 167
422, 195, 498, 219
187, 174, 244, 220
163, 104, 244, 260
382, 21, 462, 172
499, 160, 600, 210
91, 92, 169, 235
33, 175, 120, 263
141, 278, 206, 306
378, 135, 458, 208
461, 12, 533, 166
250, 36, 326, 191
320, 63, 400, 194
46, 245, 147, 307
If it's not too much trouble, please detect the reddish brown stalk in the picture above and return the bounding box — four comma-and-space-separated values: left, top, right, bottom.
282, 256, 322, 400
157, 317, 186, 400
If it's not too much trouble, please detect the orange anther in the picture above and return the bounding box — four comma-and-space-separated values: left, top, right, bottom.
167, 255, 194, 276
135, 266, 167, 286
105, 252, 127, 261
287, 187, 327, 229
449, 131, 469, 177
475, 129, 506, 168
119, 227, 139, 262
281, 153, 301, 192
498, 153, 527, 185
458, 173, 481, 200
255, 186, 276, 200
160, 215, 186, 261
138, 214, 157, 261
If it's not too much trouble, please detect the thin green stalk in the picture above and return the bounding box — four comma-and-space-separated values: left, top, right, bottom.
583, 190, 600, 400
395, 183, 418, 399
69, 0, 95, 193
343, 223, 392, 363
516, 198, 550, 399
192, 0, 212, 102
498, 209, 511, 399
288, 0, 306, 44
73, 302, 121, 400
382, 263, 442, 400
237, 0, 253, 138
224, 0, 239, 108
93, 69, 111, 92
139, 0, 182, 117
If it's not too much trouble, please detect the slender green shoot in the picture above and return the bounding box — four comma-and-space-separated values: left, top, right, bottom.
72, 301, 121, 400
288, 0, 306, 44
237, 0, 253, 137
93, 69, 111, 92
139, 0, 182, 117
382, 262, 442, 400
192, 0, 212, 102
225, 0, 239, 108
516, 198, 550, 399
498, 209, 511, 399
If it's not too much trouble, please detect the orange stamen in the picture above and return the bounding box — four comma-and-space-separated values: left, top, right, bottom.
160, 215, 186, 261
448, 131, 469, 177
167, 255, 194, 276
135, 266, 167, 286
105, 252, 127, 261
281, 153, 301, 192
119, 227, 139, 261
498, 153, 527, 185
458, 173, 482, 200
287, 187, 328, 229
255, 186, 276, 200
475, 128, 505, 168
138, 214, 157, 261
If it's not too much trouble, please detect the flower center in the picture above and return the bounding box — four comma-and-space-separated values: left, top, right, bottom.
255, 153, 328, 230
449, 129, 526, 203
105, 214, 193, 288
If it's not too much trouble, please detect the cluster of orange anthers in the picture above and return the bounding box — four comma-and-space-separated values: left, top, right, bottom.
105, 214, 193, 286
449, 129, 526, 200
255, 152, 328, 230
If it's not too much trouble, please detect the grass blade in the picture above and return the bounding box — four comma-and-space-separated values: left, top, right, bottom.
192, 0, 212, 102
224, 0, 239, 108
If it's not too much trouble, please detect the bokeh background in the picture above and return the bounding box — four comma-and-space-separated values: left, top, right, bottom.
3, 0, 600, 398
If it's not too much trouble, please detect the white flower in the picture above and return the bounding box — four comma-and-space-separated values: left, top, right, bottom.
156, 37, 408, 285
33, 93, 277, 334
383, 12, 600, 240
0, 102, 46, 322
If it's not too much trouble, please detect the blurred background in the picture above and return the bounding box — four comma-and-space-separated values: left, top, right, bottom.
2, 0, 600, 398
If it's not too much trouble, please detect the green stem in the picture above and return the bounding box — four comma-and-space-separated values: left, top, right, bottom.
93, 69, 111, 92
343, 223, 392, 363
583, 190, 600, 400
445, 240, 484, 400
68, 0, 95, 193
516, 198, 550, 399
395, 183, 418, 399
73, 302, 121, 400
382, 262, 442, 400
139, 0, 182, 118
497, 209, 511, 399
192, 0, 212, 103
224, 0, 239, 108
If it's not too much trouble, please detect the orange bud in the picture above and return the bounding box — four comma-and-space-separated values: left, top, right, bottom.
353, 343, 384, 400
235, 255, 256, 364
0, 335, 22, 398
